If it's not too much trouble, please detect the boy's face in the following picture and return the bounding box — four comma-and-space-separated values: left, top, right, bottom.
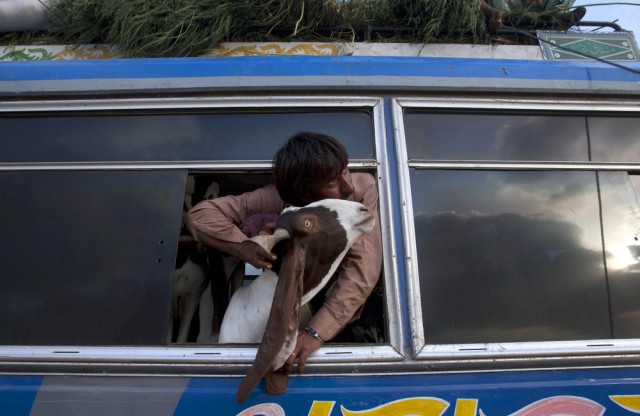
302, 168, 354, 204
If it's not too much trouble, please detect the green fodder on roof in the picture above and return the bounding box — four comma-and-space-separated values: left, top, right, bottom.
340, 0, 485, 42
47, 0, 489, 57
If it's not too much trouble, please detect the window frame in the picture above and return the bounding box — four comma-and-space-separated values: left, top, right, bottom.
0, 96, 403, 372
392, 97, 640, 362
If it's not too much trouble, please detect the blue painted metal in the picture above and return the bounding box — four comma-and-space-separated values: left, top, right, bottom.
174, 369, 640, 415
0, 376, 42, 416
0, 56, 638, 82
2, 369, 640, 415
0, 55, 638, 96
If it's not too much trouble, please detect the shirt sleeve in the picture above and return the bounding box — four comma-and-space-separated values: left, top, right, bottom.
185, 184, 285, 244
308, 172, 383, 340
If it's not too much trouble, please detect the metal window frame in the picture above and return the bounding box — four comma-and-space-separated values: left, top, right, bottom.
392, 97, 640, 363
0, 95, 404, 373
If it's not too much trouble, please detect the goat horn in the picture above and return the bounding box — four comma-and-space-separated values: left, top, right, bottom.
248, 228, 290, 253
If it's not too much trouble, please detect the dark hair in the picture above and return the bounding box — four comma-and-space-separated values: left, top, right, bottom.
273, 132, 348, 206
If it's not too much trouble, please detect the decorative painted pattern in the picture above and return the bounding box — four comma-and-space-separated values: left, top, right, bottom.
0, 44, 120, 61
0, 43, 350, 61
204, 42, 351, 57
232, 396, 638, 416
538, 31, 639, 61
611, 396, 640, 414
3, 373, 640, 416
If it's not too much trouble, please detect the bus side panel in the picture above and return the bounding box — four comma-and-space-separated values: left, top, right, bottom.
175, 369, 640, 416
3, 369, 640, 415
1, 376, 189, 416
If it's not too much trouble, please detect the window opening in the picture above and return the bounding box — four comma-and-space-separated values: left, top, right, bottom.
170, 170, 387, 346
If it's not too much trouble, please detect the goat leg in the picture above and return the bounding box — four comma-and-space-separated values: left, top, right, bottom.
176, 295, 199, 343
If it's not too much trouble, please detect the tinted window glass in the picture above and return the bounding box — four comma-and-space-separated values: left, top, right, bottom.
0, 111, 374, 163
599, 172, 640, 338
411, 170, 610, 344
0, 170, 185, 345
589, 117, 640, 162
403, 112, 588, 161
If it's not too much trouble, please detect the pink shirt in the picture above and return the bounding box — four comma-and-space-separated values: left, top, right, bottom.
185, 172, 383, 341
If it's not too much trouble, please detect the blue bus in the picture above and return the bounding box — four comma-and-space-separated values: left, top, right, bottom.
1, 50, 640, 415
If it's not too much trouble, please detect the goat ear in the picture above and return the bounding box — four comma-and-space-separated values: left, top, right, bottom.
236, 242, 305, 404
248, 228, 290, 253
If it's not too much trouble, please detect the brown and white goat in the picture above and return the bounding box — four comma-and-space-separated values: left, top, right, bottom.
218, 199, 376, 404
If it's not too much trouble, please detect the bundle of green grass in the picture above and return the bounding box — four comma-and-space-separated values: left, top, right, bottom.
47, 0, 488, 57
46, 0, 578, 58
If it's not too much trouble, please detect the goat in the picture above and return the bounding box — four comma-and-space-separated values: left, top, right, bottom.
170, 178, 220, 344
218, 199, 376, 404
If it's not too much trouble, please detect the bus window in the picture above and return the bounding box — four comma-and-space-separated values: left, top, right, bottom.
0, 102, 390, 352
403, 109, 640, 349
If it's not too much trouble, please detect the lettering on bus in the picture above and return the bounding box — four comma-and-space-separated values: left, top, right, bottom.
236, 395, 640, 416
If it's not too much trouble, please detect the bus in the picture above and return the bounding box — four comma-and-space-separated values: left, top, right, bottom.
1, 45, 640, 415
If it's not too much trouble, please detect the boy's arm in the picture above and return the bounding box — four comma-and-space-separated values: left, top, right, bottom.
185, 184, 285, 269
309, 172, 383, 340
288, 172, 382, 373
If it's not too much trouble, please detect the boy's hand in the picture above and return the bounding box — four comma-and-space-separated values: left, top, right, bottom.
237, 240, 276, 269
284, 330, 323, 374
